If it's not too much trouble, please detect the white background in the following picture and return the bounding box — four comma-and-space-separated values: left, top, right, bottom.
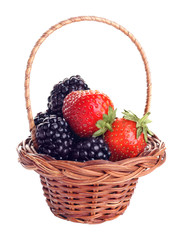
0, 0, 176, 239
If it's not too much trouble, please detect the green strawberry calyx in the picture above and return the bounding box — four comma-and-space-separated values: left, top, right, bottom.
93, 106, 117, 137
122, 110, 154, 142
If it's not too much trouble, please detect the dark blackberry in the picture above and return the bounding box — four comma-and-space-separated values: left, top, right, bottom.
36, 115, 74, 160
47, 75, 90, 116
34, 111, 50, 126
71, 136, 111, 162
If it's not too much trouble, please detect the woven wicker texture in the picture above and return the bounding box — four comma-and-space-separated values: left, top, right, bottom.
17, 16, 166, 224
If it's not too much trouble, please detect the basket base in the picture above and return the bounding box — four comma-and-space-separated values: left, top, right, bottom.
50, 202, 128, 224
40, 175, 137, 224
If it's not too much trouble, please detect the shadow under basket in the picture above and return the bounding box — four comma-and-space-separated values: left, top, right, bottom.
17, 16, 166, 224
17, 135, 166, 224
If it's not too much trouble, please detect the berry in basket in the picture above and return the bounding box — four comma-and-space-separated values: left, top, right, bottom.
34, 111, 50, 126
36, 115, 74, 160
94, 108, 153, 161
72, 136, 111, 162
62, 90, 114, 137
34, 84, 152, 163
47, 75, 89, 116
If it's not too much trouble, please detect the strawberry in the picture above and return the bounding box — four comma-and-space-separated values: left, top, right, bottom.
62, 90, 114, 137
94, 109, 153, 161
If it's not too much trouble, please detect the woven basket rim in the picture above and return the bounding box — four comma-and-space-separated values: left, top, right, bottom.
17, 134, 166, 185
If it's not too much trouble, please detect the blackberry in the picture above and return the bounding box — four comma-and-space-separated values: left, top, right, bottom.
34, 111, 50, 126
47, 75, 89, 116
36, 115, 74, 160
71, 136, 111, 162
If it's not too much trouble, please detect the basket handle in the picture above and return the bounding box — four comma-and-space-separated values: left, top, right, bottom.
25, 16, 152, 147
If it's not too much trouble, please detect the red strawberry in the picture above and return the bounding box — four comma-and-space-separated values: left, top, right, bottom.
62, 90, 114, 137
94, 109, 153, 161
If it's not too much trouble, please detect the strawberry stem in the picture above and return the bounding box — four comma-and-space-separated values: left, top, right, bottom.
93, 106, 116, 137
105, 123, 113, 131
122, 110, 153, 142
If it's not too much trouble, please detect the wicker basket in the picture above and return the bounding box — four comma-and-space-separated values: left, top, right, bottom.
17, 16, 166, 224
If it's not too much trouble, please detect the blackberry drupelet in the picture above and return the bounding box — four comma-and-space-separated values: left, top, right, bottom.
34, 111, 50, 126
36, 115, 74, 160
72, 136, 111, 162
47, 75, 90, 116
